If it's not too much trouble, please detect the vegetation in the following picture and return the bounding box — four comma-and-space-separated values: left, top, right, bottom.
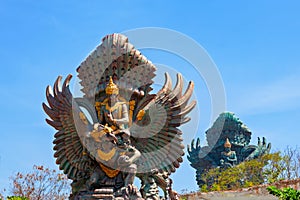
0, 165, 71, 200
267, 186, 300, 200
200, 146, 300, 192
2, 146, 300, 198
6, 197, 29, 200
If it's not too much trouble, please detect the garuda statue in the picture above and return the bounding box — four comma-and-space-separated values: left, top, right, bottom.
43, 34, 196, 200
187, 112, 271, 187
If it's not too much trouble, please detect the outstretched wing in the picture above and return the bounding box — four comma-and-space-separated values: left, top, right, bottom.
130, 73, 196, 174
42, 75, 96, 180
187, 138, 217, 170
241, 137, 271, 161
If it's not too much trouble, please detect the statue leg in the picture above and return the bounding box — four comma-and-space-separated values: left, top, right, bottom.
124, 163, 137, 186
140, 176, 159, 200
86, 166, 105, 190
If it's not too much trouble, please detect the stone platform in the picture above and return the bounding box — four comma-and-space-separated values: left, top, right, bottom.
180, 179, 300, 200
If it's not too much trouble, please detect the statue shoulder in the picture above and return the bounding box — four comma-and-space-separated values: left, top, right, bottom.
95, 98, 109, 106
117, 96, 129, 104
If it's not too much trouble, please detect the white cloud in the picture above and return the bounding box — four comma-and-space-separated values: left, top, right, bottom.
230, 74, 300, 115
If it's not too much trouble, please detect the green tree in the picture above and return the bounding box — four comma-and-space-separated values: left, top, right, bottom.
267, 186, 300, 200
7, 197, 29, 200
201, 152, 286, 191
263, 152, 286, 183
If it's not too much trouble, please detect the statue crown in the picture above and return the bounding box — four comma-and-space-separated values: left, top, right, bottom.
224, 138, 231, 148
105, 76, 119, 95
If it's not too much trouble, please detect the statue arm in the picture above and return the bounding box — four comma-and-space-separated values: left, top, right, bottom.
113, 104, 129, 125
127, 146, 141, 164
228, 152, 237, 162
98, 105, 104, 123
118, 146, 141, 166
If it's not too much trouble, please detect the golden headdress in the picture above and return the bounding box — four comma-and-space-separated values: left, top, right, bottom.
224, 138, 231, 148
105, 76, 119, 95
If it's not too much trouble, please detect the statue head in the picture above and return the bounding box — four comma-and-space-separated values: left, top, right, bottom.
224, 138, 231, 150
105, 76, 119, 95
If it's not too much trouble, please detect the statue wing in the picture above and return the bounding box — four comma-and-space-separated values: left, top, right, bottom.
42, 75, 96, 180
130, 73, 196, 174
241, 137, 271, 161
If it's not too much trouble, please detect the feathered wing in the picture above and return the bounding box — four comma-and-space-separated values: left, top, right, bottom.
42, 75, 96, 180
76, 33, 156, 100
50, 33, 195, 176
130, 73, 196, 174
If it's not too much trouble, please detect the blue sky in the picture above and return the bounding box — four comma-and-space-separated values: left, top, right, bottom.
1, 0, 300, 194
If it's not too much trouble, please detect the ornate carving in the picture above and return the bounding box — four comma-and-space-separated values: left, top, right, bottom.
43, 33, 196, 199
187, 112, 271, 187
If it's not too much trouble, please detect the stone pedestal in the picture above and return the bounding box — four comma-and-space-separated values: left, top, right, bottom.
92, 189, 114, 200
72, 188, 115, 200
71, 187, 144, 200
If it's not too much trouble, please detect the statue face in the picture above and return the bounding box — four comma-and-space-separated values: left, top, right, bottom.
108, 94, 118, 103
225, 147, 231, 152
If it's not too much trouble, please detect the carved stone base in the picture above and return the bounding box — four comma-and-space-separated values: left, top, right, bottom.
71, 188, 114, 200
92, 189, 114, 200
70, 186, 144, 200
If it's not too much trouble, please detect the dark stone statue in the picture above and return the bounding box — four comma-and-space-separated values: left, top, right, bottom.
43, 34, 196, 199
220, 138, 237, 168
187, 112, 271, 188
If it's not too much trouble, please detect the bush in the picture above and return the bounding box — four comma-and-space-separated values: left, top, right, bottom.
7, 197, 29, 200
267, 186, 300, 200
201, 152, 287, 191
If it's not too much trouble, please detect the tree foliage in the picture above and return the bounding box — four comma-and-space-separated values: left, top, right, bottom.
267, 186, 300, 200
1, 165, 71, 200
6, 197, 29, 200
200, 147, 300, 192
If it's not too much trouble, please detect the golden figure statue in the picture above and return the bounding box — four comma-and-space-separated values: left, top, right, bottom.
92, 77, 141, 188
43, 34, 195, 200
95, 76, 131, 145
